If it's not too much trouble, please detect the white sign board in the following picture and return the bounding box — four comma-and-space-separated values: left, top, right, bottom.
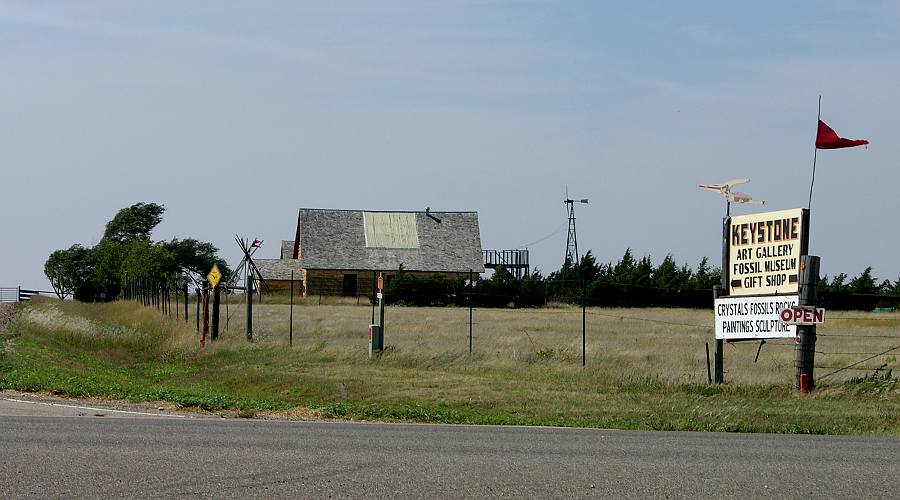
715, 295, 799, 340
729, 208, 805, 297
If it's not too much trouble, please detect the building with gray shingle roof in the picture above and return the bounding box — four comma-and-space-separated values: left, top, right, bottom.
280, 240, 294, 260
260, 208, 484, 296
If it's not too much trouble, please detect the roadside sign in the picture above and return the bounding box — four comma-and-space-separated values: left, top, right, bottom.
715, 295, 799, 340
728, 208, 806, 297
780, 306, 825, 326
377, 273, 384, 291
207, 264, 221, 288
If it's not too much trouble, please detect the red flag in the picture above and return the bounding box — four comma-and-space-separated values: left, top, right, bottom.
251, 239, 262, 248
815, 120, 869, 149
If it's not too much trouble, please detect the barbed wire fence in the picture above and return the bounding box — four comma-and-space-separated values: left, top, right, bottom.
120, 274, 899, 386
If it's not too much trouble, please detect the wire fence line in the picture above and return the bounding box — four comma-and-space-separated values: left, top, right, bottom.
118, 278, 898, 385
585, 310, 711, 330
817, 344, 900, 381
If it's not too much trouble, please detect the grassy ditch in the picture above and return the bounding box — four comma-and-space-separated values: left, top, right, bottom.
1, 298, 898, 434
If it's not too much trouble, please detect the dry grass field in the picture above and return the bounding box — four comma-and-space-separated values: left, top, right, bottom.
2, 297, 899, 434
219, 296, 900, 386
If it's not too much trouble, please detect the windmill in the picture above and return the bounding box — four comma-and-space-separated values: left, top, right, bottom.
564, 188, 589, 267
698, 178, 765, 216
563, 187, 590, 368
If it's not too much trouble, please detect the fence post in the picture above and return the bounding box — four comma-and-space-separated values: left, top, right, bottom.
195, 288, 200, 333
289, 270, 294, 346
201, 287, 209, 347
713, 285, 724, 384
469, 269, 473, 354
211, 285, 221, 340
371, 271, 377, 324
246, 273, 253, 342
378, 272, 385, 351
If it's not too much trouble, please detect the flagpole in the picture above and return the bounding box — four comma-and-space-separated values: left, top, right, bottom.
807, 95, 821, 211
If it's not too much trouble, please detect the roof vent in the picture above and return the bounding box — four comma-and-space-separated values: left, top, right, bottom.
425, 207, 442, 223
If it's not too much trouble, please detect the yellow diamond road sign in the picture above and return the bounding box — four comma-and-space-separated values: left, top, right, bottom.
207, 264, 221, 288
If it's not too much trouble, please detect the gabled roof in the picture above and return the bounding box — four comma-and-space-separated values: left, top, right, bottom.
254, 258, 304, 281
280, 240, 294, 260
295, 208, 484, 273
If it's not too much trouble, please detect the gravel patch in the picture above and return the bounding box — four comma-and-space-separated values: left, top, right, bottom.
0, 303, 19, 333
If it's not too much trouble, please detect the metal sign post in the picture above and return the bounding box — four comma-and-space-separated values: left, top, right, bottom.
377, 272, 385, 351
246, 270, 253, 342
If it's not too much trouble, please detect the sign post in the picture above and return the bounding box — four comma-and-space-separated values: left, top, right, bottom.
207, 265, 221, 341
376, 272, 385, 352
793, 255, 820, 393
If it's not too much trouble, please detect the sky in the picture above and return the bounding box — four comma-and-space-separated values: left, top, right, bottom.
2, 0, 899, 291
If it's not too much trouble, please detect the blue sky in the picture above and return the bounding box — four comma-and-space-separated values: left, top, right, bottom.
2, 1, 899, 290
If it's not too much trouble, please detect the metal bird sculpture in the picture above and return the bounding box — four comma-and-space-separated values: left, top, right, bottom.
699, 178, 765, 205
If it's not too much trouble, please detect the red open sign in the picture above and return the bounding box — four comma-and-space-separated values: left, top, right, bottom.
780, 307, 825, 325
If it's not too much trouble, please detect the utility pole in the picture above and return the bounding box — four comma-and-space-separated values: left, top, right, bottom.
794, 255, 820, 393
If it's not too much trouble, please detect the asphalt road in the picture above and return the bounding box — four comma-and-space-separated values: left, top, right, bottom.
1, 397, 898, 499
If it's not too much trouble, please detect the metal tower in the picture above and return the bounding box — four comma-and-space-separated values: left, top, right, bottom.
564, 196, 588, 267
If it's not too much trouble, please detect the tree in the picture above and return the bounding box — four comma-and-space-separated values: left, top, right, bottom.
44, 245, 95, 299
848, 267, 878, 294
44, 201, 231, 302
578, 250, 601, 284
691, 256, 720, 290
515, 269, 546, 307
103, 202, 165, 244
824, 273, 849, 293
163, 238, 231, 286
631, 255, 653, 287
612, 248, 636, 284
123, 241, 176, 280
653, 255, 681, 289
92, 240, 127, 300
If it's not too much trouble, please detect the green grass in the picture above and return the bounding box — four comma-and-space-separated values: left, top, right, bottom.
1, 298, 899, 434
